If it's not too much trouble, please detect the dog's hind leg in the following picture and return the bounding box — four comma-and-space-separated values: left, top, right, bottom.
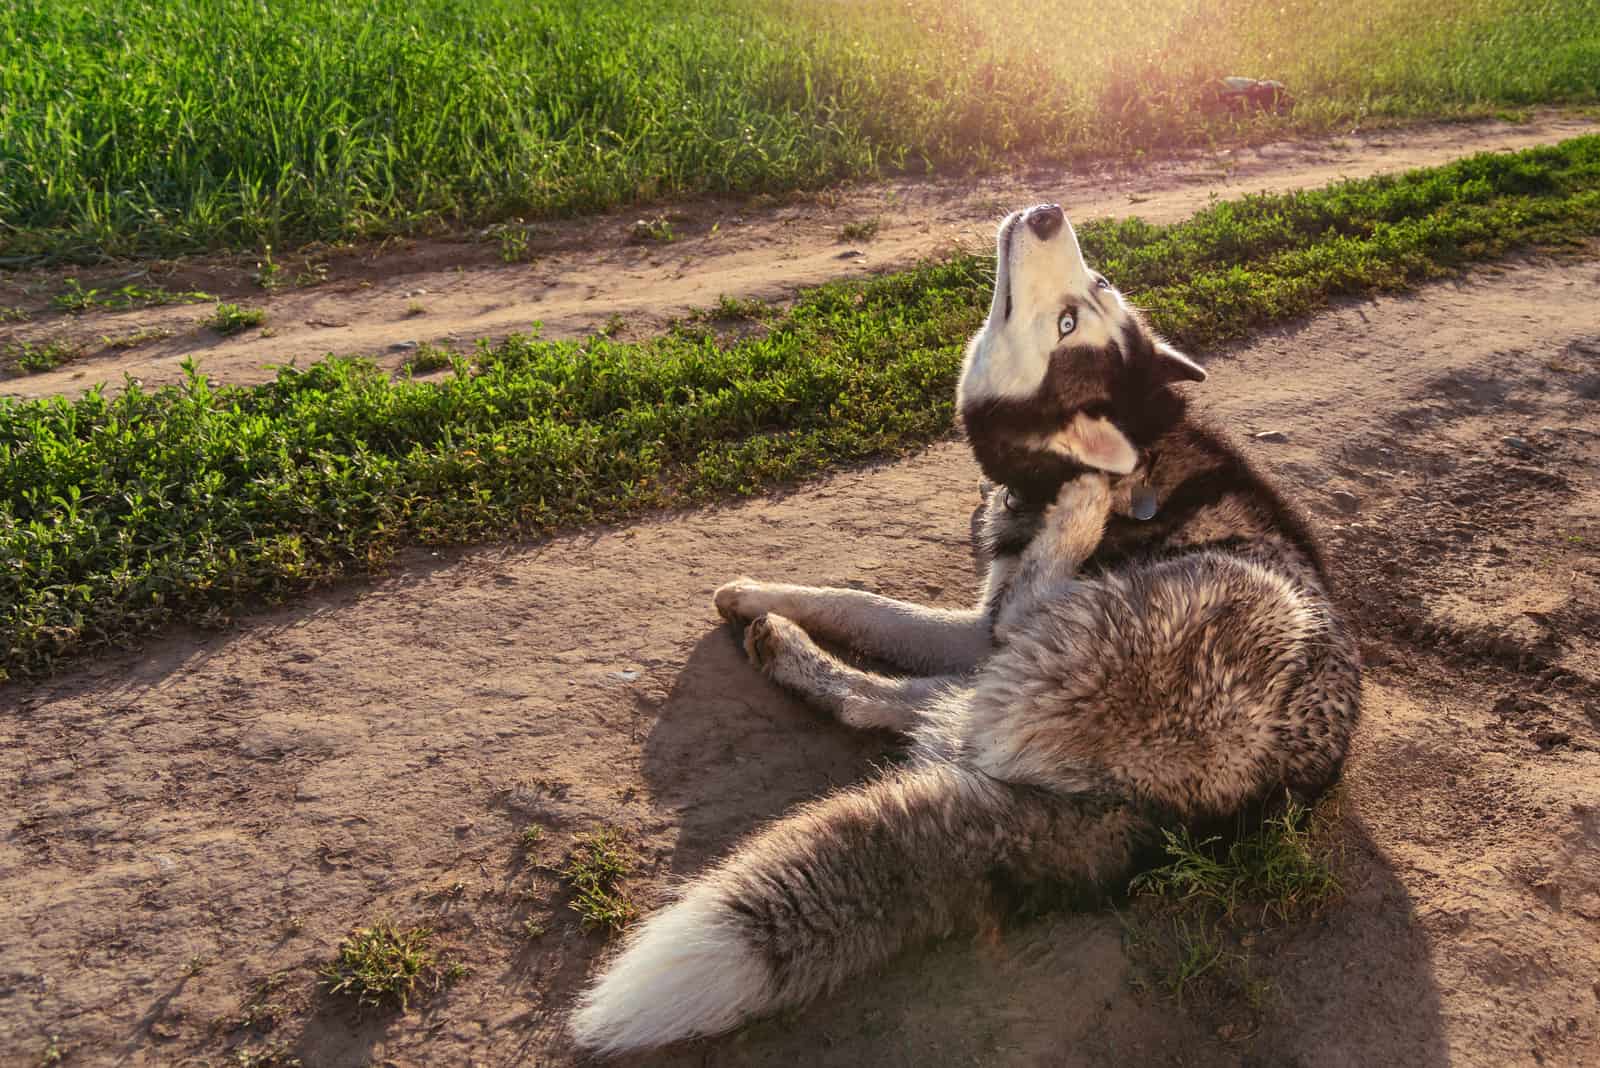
715, 581, 991, 675
743, 613, 959, 732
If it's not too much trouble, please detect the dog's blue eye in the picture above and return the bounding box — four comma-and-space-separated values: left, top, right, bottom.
1058, 312, 1076, 336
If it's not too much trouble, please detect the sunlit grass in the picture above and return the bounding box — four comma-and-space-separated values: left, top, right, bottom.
1, 0, 1594, 261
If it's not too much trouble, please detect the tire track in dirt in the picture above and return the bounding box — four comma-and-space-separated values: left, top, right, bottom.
1, 255, 1596, 1066
3, 111, 1597, 400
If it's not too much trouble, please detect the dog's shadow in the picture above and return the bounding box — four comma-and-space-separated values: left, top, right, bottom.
635, 621, 1448, 1068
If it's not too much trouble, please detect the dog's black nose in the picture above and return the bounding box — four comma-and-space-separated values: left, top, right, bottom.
1026, 204, 1064, 240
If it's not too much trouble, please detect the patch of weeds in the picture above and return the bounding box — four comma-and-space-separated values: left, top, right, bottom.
185, 954, 209, 976
520, 917, 547, 940
1124, 796, 1337, 1028
564, 827, 637, 933
629, 216, 676, 244
1130, 797, 1340, 924
405, 302, 427, 317
519, 824, 544, 850
283, 914, 305, 936
5, 339, 81, 373
840, 217, 882, 242
102, 326, 176, 349
236, 972, 290, 1032
0, 305, 29, 322
320, 920, 459, 1013
402, 342, 456, 374
53, 277, 215, 312
206, 303, 266, 335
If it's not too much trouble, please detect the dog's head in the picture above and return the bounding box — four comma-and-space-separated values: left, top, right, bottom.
959, 204, 1205, 495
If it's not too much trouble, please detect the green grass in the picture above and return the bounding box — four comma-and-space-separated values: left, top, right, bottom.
320, 921, 461, 1013
1123, 796, 1338, 1012
564, 828, 638, 933
3, 139, 1600, 678
2, 0, 1597, 261
1131, 797, 1340, 923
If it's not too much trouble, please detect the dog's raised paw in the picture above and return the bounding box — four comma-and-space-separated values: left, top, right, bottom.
743, 613, 803, 669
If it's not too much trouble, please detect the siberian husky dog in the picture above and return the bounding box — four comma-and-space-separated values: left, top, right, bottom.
570, 204, 1361, 1056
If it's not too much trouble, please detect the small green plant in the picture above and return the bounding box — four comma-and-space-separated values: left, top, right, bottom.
5, 339, 81, 373
840, 217, 882, 242
405, 302, 426, 317
37, 1035, 65, 1066
207, 303, 266, 335
185, 954, 208, 976
320, 920, 458, 1012
498, 224, 531, 263
254, 246, 283, 290
520, 917, 547, 939
629, 216, 676, 244
0, 305, 29, 322
564, 828, 638, 933
519, 824, 544, 849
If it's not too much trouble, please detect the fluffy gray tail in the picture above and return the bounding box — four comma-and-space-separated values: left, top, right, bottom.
568, 762, 1149, 1055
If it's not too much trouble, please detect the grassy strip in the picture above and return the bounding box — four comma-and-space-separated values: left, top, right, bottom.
2, 0, 1597, 260
4, 138, 1600, 678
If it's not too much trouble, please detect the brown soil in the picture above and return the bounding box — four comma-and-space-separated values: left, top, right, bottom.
2, 251, 1596, 1067
3, 110, 1597, 401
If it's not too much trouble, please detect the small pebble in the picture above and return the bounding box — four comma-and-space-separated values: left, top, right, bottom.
1252, 430, 1289, 443
389, 340, 419, 351
1501, 435, 1536, 454
836, 249, 865, 260
1330, 490, 1361, 514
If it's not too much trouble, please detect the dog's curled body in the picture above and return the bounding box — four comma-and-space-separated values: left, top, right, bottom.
570, 206, 1360, 1056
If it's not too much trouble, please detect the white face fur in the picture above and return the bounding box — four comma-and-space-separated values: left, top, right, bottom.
960, 204, 1133, 403
958, 204, 1205, 475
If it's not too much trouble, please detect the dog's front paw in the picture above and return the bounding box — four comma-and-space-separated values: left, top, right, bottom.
743, 612, 805, 670
1050, 471, 1112, 517
714, 578, 768, 623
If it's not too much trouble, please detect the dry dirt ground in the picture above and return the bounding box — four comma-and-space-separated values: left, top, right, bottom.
1, 247, 1597, 1067
3, 111, 1597, 400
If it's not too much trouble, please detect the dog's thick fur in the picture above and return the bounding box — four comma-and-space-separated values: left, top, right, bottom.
569, 205, 1361, 1056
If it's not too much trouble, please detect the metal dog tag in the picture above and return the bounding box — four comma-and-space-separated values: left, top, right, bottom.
1131, 485, 1159, 521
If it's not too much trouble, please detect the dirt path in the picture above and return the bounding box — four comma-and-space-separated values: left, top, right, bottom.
2, 253, 1596, 1067
4, 111, 1597, 401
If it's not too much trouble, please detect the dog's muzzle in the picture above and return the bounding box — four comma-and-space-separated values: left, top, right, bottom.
1025, 204, 1064, 240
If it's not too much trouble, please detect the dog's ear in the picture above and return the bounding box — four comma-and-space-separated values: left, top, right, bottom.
1051, 414, 1138, 475
1151, 341, 1207, 385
